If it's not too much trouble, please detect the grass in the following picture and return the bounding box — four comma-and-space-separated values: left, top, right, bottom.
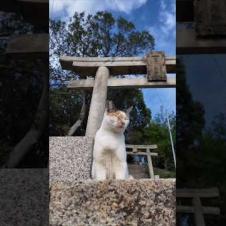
154, 167, 176, 178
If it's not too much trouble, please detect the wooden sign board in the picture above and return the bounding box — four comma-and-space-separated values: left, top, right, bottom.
177, 0, 226, 54
177, 22, 226, 54
145, 51, 167, 82
195, 0, 226, 37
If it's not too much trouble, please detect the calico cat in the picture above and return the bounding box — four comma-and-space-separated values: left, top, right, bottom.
92, 102, 133, 180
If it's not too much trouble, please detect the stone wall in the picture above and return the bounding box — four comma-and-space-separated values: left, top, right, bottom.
49, 136, 93, 183
0, 169, 48, 226
49, 137, 176, 225
50, 179, 175, 226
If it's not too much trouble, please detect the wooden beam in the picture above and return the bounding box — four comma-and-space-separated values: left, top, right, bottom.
127, 152, 158, 156
177, 188, 219, 198
67, 77, 176, 89
177, 23, 226, 54
6, 33, 48, 55
60, 56, 176, 76
177, 206, 220, 215
126, 144, 158, 149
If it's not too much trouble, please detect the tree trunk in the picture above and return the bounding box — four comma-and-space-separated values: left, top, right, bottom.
67, 92, 86, 136
5, 71, 48, 168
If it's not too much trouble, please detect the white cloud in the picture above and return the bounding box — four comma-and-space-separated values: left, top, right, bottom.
109, 0, 147, 12
50, 0, 147, 18
159, 0, 175, 34
148, 0, 175, 55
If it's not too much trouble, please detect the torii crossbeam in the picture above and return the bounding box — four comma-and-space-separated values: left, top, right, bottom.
60, 55, 176, 76
60, 54, 176, 137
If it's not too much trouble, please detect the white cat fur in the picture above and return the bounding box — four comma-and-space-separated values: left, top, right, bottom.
92, 108, 132, 180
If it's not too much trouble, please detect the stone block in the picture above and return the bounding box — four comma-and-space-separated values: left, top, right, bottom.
50, 179, 175, 226
195, 0, 226, 36
49, 136, 93, 183
0, 169, 48, 226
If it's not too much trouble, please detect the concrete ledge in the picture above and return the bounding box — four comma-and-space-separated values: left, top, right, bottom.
50, 179, 175, 226
49, 136, 93, 183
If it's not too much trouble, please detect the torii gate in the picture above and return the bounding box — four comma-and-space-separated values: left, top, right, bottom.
60, 52, 176, 137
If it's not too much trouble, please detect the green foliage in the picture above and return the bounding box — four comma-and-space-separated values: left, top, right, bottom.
49, 11, 175, 171
0, 12, 49, 167
0, 59, 48, 167
177, 60, 205, 151
154, 167, 176, 178
49, 11, 154, 82
144, 111, 176, 171
0, 12, 33, 52
49, 88, 89, 135
177, 59, 226, 224
49, 11, 155, 135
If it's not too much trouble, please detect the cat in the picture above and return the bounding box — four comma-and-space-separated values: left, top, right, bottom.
92, 101, 133, 180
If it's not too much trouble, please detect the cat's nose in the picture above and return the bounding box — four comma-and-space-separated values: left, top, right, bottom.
117, 122, 125, 128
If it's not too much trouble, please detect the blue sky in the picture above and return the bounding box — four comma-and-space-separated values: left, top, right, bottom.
180, 54, 226, 128
50, 0, 176, 118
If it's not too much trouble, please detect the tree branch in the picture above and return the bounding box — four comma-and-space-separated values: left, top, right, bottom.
68, 92, 86, 136
5, 65, 48, 168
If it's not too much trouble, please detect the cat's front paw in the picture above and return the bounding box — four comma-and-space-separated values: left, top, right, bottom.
95, 177, 106, 181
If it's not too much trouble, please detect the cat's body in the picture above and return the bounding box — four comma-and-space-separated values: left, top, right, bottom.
92, 107, 132, 180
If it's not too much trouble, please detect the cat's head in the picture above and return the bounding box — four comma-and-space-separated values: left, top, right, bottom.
103, 101, 133, 133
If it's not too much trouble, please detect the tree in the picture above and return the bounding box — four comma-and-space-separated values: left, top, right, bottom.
176, 60, 226, 225
49, 11, 176, 174
140, 109, 176, 171
0, 12, 48, 167
177, 59, 205, 150
49, 11, 154, 136
176, 59, 206, 185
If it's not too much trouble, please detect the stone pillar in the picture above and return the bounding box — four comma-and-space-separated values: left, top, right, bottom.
86, 66, 109, 137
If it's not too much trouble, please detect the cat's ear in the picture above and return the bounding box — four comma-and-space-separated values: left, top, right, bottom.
106, 100, 116, 113
126, 106, 133, 116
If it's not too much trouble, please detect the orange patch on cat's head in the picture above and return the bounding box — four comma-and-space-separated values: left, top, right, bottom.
107, 111, 127, 120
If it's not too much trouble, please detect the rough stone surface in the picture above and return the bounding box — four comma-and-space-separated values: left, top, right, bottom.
0, 169, 48, 226
50, 179, 175, 226
49, 136, 93, 183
